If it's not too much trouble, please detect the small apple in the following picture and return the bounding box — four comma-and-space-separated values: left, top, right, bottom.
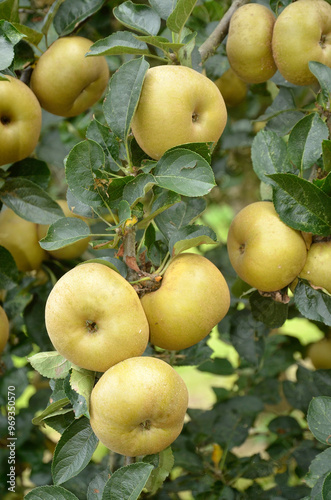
140, 253, 230, 351
45, 262, 149, 372
272, 0, 331, 86
0, 208, 46, 271
30, 36, 109, 117
90, 356, 188, 457
299, 240, 331, 294
0, 76, 42, 167
226, 4, 277, 84
308, 337, 331, 369
227, 201, 307, 292
131, 65, 227, 160
0, 305, 9, 354
214, 68, 247, 108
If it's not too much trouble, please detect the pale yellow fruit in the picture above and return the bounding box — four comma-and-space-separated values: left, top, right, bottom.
45, 262, 149, 372
131, 65, 227, 160
299, 241, 331, 293
272, 0, 331, 86
227, 201, 307, 292
0, 305, 9, 354
308, 337, 331, 369
0, 76, 42, 166
90, 356, 188, 456
226, 4, 277, 84
141, 253, 230, 351
30, 37, 109, 117
38, 200, 90, 260
214, 68, 247, 108
0, 208, 46, 271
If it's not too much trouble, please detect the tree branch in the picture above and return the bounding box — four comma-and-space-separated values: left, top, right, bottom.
198, 0, 250, 64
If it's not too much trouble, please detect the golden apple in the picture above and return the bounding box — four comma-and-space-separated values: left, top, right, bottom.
38, 200, 90, 260
90, 356, 188, 457
299, 241, 331, 293
141, 253, 230, 351
272, 0, 331, 86
30, 36, 109, 117
0, 76, 42, 166
0, 208, 46, 271
0, 305, 9, 354
226, 4, 277, 84
227, 201, 307, 292
308, 337, 331, 369
45, 262, 149, 372
131, 65, 227, 160
214, 68, 247, 108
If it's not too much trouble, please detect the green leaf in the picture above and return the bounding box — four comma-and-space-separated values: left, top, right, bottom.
0, 19, 24, 70
8, 158, 51, 189
307, 396, 331, 446
169, 224, 217, 256
149, 0, 174, 20
123, 173, 155, 206
259, 87, 304, 136
135, 35, 184, 53
113, 1, 161, 36
102, 462, 154, 500
25, 485, 80, 500
103, 57, 149, 142
198, 357, 234, 375
53, 0, 104, 36
323, 472, 331, 499
166, 0, 197, 34
86, 119, 120, 169
52, 416, 99, 485
138, 189, 181, 229
88, 31, 150, 57
306, 447, 331, 488
41, 0, 66, 36
154, 148, 215, 197
87, 470, 111, 500
64, 376, 88, 419
144, 448, 174, 495
249, 290, 288, 328
314, 172, 331, 196
11, 22, 42, 46
70, 366, 95, 415
229, 309, 268, 366
155, 197, 206, 240
251, 130, 293, 184
32, 398, 71, 426
0, 245, 18, 289
323, 140, 331, 173
269, 173, 331, 236
28, 351, 72, 379
118, 199, 131, 224
293, 280, 331, 326
0, 0, 19, 22
309, 61, 331, 106
39, 217, 90, 251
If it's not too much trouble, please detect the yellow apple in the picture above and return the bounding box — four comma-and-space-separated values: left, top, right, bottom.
45, 262, 149, 372
30, 36, 109, 117
140, 253, 230, 351
226, 4, 277, 84
90, 356, 188, 456
308, 337, 331, 369
0, 305, 9, 354
131, 65, 227, 160
272, 0, 331, 86
38, 200, 90, 260
214, 68, 247, 108
299, 241, 331, 293
0, 76, 42, 167
0, 208, 46, 271
227, 201, 307, 292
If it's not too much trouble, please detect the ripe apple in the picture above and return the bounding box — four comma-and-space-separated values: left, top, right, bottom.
308, 337, 331, 369
272, 0, 331, 86
214, 68, 247, 108
90, 356, 188, 457
45, 262, 149, 372
131, 65, 227, 160
30, 36, 109, 117
140, 253, 230, 351
299, 241, 331, 294
0, 208, 46, 271
0, 76, 42, 167
227, 201, 307, 292
226, 4, 277, 84
38, 200, 90, 260
0, 305, 9, 354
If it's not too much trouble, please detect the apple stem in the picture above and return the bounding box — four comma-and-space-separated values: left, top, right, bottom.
124, 456, 136, 465
123, 226, 140, 282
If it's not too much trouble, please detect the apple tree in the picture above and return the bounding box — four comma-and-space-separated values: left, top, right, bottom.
0, 0, 330, 499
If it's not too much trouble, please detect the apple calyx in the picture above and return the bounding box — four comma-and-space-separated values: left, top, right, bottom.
86, 319, 98, 333
0, 115, 10, 125
140, 419, 152, 431
192, 111, 199, 122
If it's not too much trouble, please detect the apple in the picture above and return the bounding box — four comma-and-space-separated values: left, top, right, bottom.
299, 240, 331, 294
227, 201, 307, 292
131, 65, 227, 160
38, 200, 90, 260
0, 305, 9, 354
45, 262, 149, 372
90, 356, 188, 457
272, 0, 331, 86
308, 337, 331, 369
226, 4, 277, 84
140, 253, 230, 351
214, 68, 247, 108
0, 208, 46, 271
0, 76, 42, 167
30, 36, 109, 117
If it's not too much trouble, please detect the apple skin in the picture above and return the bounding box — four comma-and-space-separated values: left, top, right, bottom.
140, 253, 230, 351
0, 208, 46, 271
0, 76, 42, 167
299, 241, 331, 294
308, 337, 331, 369
30, 37, 109, 117
90, 356, 188, 457
131, 65, 227, 160
214, 68, 247, 108
272, 0, 331, 86
226, 4, 277, 84
45, 262, 149, 372
0, 305, 9, 354
227, 201, 307, 292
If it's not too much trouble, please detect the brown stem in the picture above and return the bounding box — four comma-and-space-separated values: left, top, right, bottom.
122, 226, 140, 281
198, 0, 250, 64
124, 455, 135, 465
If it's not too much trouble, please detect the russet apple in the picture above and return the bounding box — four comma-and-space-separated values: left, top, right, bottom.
90, 356, 188, 457
308, 337, 331, 369
0, 305, 9, 354
214, 68, 247, 108
131, 65, 227, 160
299, 240, 331, 293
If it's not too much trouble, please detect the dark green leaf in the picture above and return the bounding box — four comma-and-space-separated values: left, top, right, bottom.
166, 0, 197, 34
309, 61, 331, 106
323, 140, 331, 173
32, 398, 71, 426
268, 415, 303, 438
0, 0, 19, 22
11, 22, 42, 46
229, 309, 269, 366
323, 472, 331, 499
0, 245, 18, 289
314, 172, 331, 196
8, 158, 50, 189
28, 352, 72, 379
53, 0, 104, 36
135, 34, 184, 53
249, 290, 288, 328
307, 396, 331, 446
251, 130, 293, 184
88, 31, 150, 57
149, 0, 174, 20
25, 485, 80, 500
106, 177, 131, 209
123, 173, 155, 206
169, 224, 217, 256
87, 470, 111, 500
41, 0, 66, 36
198, 357, 234, 375
260, 87, 304, 136
155, 197, 206, 240
306, 447, 331, 488
113, 1, 161, 36
86, 119, 120, 169
102, 463, 154, 500
283, 365, 330, 414
138, 189, 181, 229
294, 280, 331, 326
118, 199, 131, 224
39, 217, 90, 251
